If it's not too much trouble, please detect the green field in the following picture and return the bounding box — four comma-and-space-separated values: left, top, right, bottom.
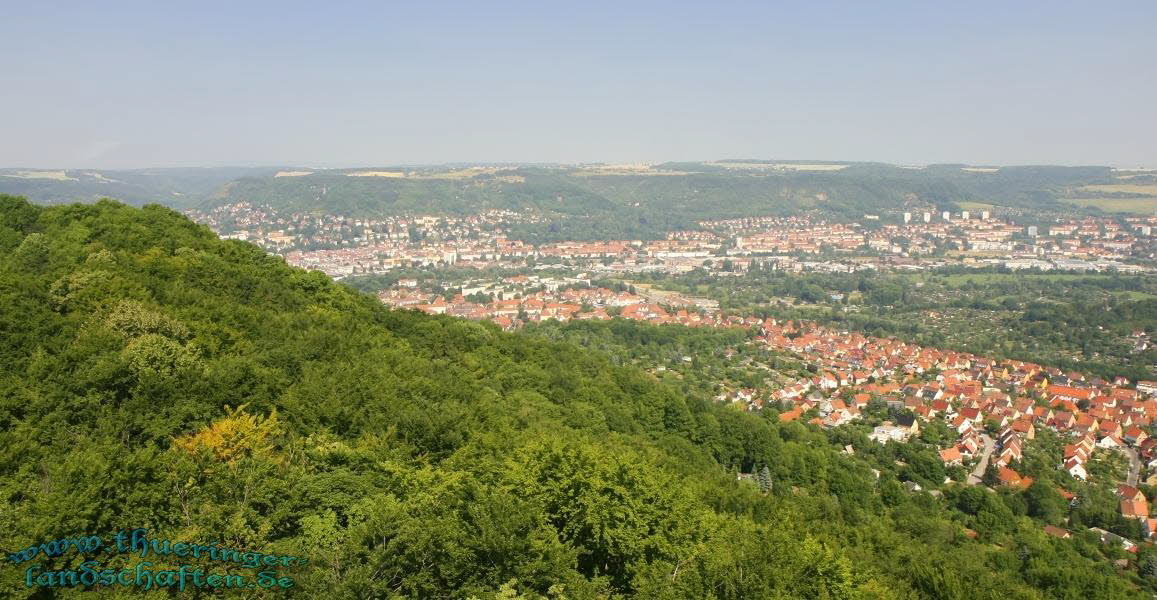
901, 272, 1119, 286
1061, 196, 1157, 213
1112, 290, 1157, 301
1080, 184, 1157, 195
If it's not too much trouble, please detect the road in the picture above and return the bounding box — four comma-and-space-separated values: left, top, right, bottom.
1123, 447, 1141, 487
967, 433, 995, 485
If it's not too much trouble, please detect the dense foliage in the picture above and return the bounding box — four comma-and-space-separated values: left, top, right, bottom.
522, 319, 808, 400
0, 196, 1150, 598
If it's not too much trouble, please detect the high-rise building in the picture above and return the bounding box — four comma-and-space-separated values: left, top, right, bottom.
1026, 225, 1038, 237
981, 210, 990, 220
961, 211, 970, 220
903, 212, 911, 224
922, 212, 932, 223
942, 211, 951, 221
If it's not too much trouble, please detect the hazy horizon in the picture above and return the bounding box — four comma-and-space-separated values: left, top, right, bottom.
3, 159, 1154, 172
5, 1, 1156, 169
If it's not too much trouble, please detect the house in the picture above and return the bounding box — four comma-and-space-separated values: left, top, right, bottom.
1064, 444, 1088, 463
1143, 437, 1157, 460
818, 372, 840, 390
1099, 420, 1122, 438
822, 409, 857, 428
996, 447, 1021, 468
1112, 388, 1138, 404
1008, 418, 1035, 439
940, 447, 963, 466
959, 407, 982, 423
999, 427, 1023, 448
1117, 484, 1145, 503
1064, 457, 1087, 480
1125, 427, 1149, 446
894, 414, 920, 437
1073, 413, 1098, 435
958, 434, 981, 455
1098, 435, 1123, 450
1047, 411, 1076, 430
998, 467, 1033, 489
1043, 525, 1071, 539
1145, 519, 1157, 541
778, 407, 803, 423
417, 297, 450, 315
1047, 384, 1096, 402
1090, 527, 1137, 552
870, 421, 913, 444
1121, 497, 1150, 520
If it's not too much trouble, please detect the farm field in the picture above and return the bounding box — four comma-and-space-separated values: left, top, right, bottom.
898, 272, 1119, 286
1080, 184, 1157, 195
1062, 197, 1157, 213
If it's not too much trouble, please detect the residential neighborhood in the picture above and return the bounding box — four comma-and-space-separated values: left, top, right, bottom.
189, 204, 1156, 279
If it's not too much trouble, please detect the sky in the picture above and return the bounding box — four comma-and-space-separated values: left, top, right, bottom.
3, 1, 1156, 169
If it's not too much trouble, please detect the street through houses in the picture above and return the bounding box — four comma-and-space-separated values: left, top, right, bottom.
967, 434, 995, 485
1124, 447, 1142, 487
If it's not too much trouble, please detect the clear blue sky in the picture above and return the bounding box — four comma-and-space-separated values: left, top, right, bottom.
4, 1, 1155, 169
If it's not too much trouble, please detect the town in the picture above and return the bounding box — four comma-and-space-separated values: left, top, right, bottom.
189, 203, 1156, 279
758, 317, 1157, 547
189, 201, 1157, 552
11, 2, 1157, 595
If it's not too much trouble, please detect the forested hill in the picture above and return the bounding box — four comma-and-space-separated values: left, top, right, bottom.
207, 164, 1112, 214
0, 195, 1146, 598
202, 163, 1121, 241
0, 167, 283, 209
3, 164, 1132, 241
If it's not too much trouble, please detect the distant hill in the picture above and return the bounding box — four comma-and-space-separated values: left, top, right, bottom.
206, 163, 1118, 217
211, 167, 619, 216
4, 162, 1132, 240
0, 167, 284, 209
198, 162, 1120, 240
